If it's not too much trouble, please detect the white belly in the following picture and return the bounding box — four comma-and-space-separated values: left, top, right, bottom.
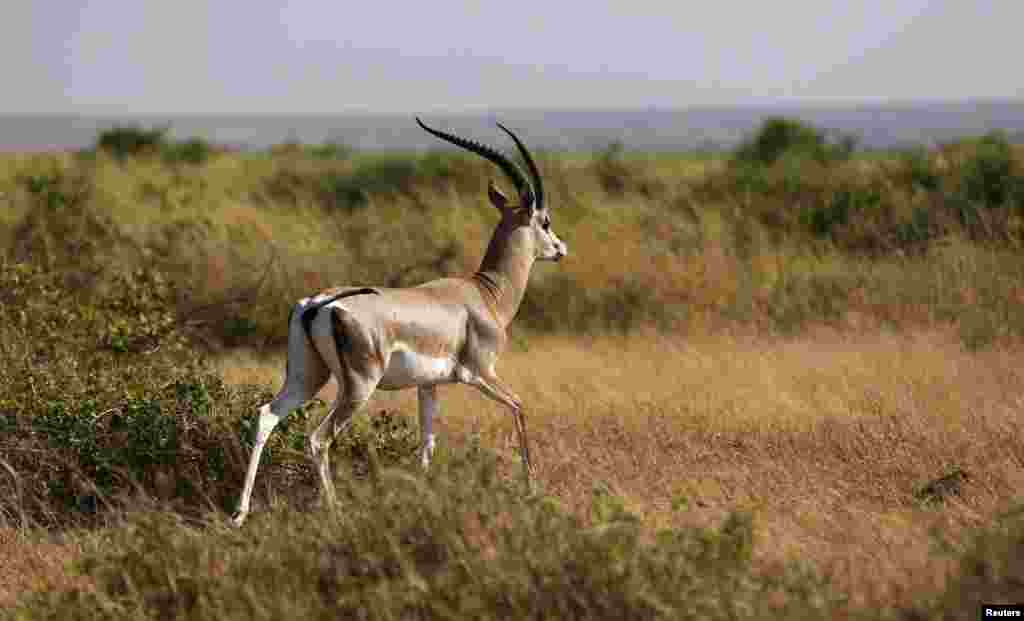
378, 346, 458, 390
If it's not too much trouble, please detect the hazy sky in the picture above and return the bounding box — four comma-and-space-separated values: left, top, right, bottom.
10, 1, 1022, 115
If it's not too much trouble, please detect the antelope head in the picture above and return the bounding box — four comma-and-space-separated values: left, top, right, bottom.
416, 117, 568, 264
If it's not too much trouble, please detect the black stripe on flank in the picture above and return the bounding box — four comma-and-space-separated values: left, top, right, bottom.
299, 288, 379, 338
284, 305, 296, 378
332, 314, 349, 379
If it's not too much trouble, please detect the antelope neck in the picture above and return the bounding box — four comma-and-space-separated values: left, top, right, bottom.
473, 251, 534, 327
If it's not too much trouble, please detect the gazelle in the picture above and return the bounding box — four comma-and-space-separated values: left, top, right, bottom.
232, 117, 567, 526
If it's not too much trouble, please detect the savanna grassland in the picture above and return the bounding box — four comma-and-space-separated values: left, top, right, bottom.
1, 121, 1024, 619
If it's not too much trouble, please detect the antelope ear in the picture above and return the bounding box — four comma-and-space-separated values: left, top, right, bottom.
487, 180, 509, 213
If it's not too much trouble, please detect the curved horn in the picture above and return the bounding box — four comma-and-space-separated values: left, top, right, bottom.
496, 122, 544, 210
416, 117, 534, 204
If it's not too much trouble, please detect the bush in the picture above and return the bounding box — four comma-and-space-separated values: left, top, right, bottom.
331, 409, 421, 476
958, 132, 1024, 209
0, 262, 249, 524
734, 117, 855, 166
27, 377, 242, 513
320, 158, 419, 210
893, 207, 937, 247
162, 137, 213, 165
898, 147, 942, 192
22, 172, 75, 211
416, 150, 481, 194
95, 125, 215, 165
803, 187, 881, 238
96, 125, 170, 160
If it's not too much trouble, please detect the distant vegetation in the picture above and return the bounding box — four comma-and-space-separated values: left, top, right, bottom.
2, 118, 1024, 617
5, 116, 1021, 346
717, 122, 1024, 253
93, 124, 215, 164
733, 116, 858, 166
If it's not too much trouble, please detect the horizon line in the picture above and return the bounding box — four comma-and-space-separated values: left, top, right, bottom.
4, 97, 1024, 118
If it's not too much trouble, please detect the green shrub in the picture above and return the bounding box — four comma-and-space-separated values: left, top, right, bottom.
729, 161, 772, 194
221, 315, 261, 346
162, 137, 212, 165
959, 132, 1024, 209
94, 125, 214, 165
898, 147, 942, 192
24, 174, 63, 209
30, 379, 235, 511
332, 409, 421, 476
894, 207, 937, 246
734, 117, 855, 166
416, 150, 481, 194
320, 158, 419, 210
0, 262, 264, 524
803, 187, 881, 238
96, 125, 170, 160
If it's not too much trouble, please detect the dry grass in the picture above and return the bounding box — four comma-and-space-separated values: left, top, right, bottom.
215, 328, 1024, 609
0, 528, 89, 609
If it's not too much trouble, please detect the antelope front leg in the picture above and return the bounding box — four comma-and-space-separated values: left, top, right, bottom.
418, 386, 440, 469
465, 373, 534, 489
